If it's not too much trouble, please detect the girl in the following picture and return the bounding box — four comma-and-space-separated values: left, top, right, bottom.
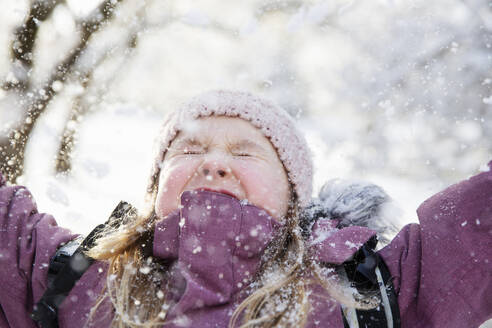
0, 90, 491, 328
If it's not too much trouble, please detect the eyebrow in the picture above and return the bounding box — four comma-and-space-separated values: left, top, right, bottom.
172, 138, 202, 148
230, 139, 267, 152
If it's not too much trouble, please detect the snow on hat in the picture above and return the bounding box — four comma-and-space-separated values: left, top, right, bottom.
148, 90, 313, 207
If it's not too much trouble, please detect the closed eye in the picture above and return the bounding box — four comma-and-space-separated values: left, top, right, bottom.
183, 150, 204, 155
180, 145, 206, 155
233, 152, 252, 157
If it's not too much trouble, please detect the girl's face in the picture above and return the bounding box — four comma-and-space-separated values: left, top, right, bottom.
155, 116, 291, 221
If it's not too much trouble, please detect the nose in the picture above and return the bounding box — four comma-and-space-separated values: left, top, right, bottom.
202, 167, 226, 177
199, 157, 230, 179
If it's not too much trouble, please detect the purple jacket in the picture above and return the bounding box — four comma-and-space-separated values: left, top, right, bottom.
0, 162, 491, 327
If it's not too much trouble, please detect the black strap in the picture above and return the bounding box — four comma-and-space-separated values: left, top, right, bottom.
30, 201, 135, 328
370, 257, 400, 328
30, 224, 104, 328
342, 241, 401, 328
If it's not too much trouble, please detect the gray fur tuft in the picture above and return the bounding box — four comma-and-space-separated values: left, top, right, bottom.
301, 179, 400, 246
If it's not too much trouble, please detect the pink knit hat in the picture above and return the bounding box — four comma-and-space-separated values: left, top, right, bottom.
148, 90, 313, 207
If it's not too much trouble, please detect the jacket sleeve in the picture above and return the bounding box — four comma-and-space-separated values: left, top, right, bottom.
379, 161, 492, 328
0, 173, 77, 327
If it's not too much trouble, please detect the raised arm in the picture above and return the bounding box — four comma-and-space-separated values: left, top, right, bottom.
379, 161, 492, 328
0, 173, 76, 327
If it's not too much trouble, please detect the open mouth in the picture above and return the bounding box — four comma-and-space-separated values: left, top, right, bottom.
195, 187, 240, 200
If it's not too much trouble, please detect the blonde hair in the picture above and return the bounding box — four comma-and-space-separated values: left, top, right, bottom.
229, 194, 379, 328
86, 189, 168, 327
86, 184, 380, 328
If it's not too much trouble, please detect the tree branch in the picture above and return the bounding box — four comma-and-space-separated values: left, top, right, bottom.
56, 2, 146, 173
0, 0, 124, 183
3, 0, 64, 92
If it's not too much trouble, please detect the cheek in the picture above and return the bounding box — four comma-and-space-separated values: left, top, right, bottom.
155, 158, 200, 218
235, 161, 290, 218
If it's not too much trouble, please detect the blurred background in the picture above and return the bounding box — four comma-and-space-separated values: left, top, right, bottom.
0, 2, 491, 324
